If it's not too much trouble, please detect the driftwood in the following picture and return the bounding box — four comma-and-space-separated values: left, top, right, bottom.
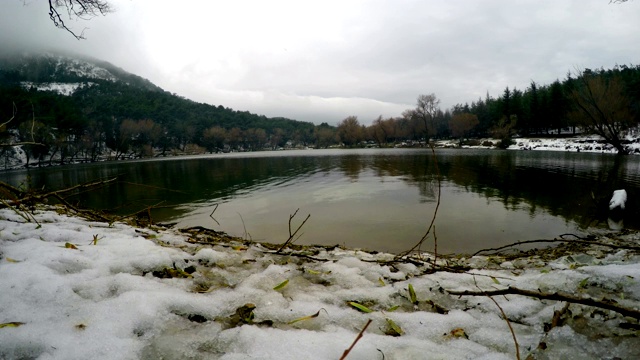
448, 286, 640, 319
473, 236, 640, 256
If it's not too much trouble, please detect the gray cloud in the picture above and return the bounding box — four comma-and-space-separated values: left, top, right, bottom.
2, 0, 639, 125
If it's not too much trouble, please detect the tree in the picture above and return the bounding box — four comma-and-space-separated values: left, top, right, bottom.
500, 87, 511, 124
492, 115, 517, 149
337, 116, 363, 147
569, 70, 636, 154
401, 109, 425, 141
370, 116, 396, 147
414, 94, 440, 139
449, 113, 479, 144
548, 80, 568, 134
47, 0, 112, 39
313, 124, 337, 148
244, 128, 267, 151
525, 81, 541, 134
18, 121, 53, 166
201, 126, 225, 152
226, 127, 243, 150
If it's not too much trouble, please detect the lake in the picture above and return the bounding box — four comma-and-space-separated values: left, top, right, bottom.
2, 148, 639, 254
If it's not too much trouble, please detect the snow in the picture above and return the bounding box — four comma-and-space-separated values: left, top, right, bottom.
1, 208, 639, 359
433, 133, 640, 154
609, 189, 628, 210
507, 134, 640, 154
20, 82, 92, 96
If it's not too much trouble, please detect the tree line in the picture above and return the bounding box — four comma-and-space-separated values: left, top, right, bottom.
337, 65, 640, 153
1, 63, 640, 167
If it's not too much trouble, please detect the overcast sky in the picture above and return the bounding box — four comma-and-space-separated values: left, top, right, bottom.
1, 0, 639, 125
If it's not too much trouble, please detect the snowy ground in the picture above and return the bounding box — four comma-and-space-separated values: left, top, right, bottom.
1, 208, 639, 359
436, 131, 640, 154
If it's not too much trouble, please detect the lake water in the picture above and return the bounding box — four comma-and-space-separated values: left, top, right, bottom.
2, 148, 639, 254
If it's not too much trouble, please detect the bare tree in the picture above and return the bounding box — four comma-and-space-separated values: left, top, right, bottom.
415, 94, 441, 139
449, 112, 479, 144
569, 70, 636, 154
46, 0, 112, 39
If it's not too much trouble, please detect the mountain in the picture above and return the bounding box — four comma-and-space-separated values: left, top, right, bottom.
0, 52, 318, 168
0, 52, 162, 92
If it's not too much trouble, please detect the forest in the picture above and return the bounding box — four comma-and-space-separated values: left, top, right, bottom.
359, 65, 640, 153
1, 57, 640, 167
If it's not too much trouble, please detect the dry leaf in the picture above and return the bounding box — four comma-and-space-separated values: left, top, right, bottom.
0, 322, 25, 328
385, 318, 404, 336
288, 309, 322, 325
349, 302, 373, 313
273, 279, 289, 290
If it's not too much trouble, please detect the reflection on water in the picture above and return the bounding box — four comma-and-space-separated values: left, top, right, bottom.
2, 149, 639, 254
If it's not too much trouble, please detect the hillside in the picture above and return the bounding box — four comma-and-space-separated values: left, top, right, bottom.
0, 52, 317, 168
0, 53, 162, 92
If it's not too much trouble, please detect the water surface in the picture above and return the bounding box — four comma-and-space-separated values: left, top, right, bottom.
2, 148, 638, 254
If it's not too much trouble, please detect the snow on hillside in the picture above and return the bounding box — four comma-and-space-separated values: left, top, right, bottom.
60, 57, 117, 82
20, 82, 93, 96
1, 208, 639, 359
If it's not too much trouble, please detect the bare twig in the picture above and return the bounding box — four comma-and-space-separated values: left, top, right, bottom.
486, 295, 520, 360
237, 212, 250, 241
433, 226, 438, 267
472, 275, 520, 360
447, 286, 640, 319
276, 208, 311, 253
0, 198, 34, 223
46, 0, 112, 40
339, 319, 372, 360
209, 204, 220, 226
118, 200, 167, 224
396, 144, 441, 258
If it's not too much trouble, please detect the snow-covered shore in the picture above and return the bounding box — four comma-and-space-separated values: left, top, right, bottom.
1, 208, 639, 359
440, 132, 640, 154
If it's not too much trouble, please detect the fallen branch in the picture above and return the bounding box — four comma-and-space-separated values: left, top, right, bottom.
339, 319, 372, 360
448, 286, 640, 319
472, 237, 640, 256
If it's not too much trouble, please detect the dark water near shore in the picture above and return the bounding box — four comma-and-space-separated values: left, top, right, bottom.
2, 148, 639, 254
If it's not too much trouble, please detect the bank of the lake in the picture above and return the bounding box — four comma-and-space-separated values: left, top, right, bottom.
1, 208, 639, 359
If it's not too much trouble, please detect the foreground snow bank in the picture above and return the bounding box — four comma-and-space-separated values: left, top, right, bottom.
1, 209, 639, 359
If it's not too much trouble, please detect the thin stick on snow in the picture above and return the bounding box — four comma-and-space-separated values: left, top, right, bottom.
339, 319, 372, 360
